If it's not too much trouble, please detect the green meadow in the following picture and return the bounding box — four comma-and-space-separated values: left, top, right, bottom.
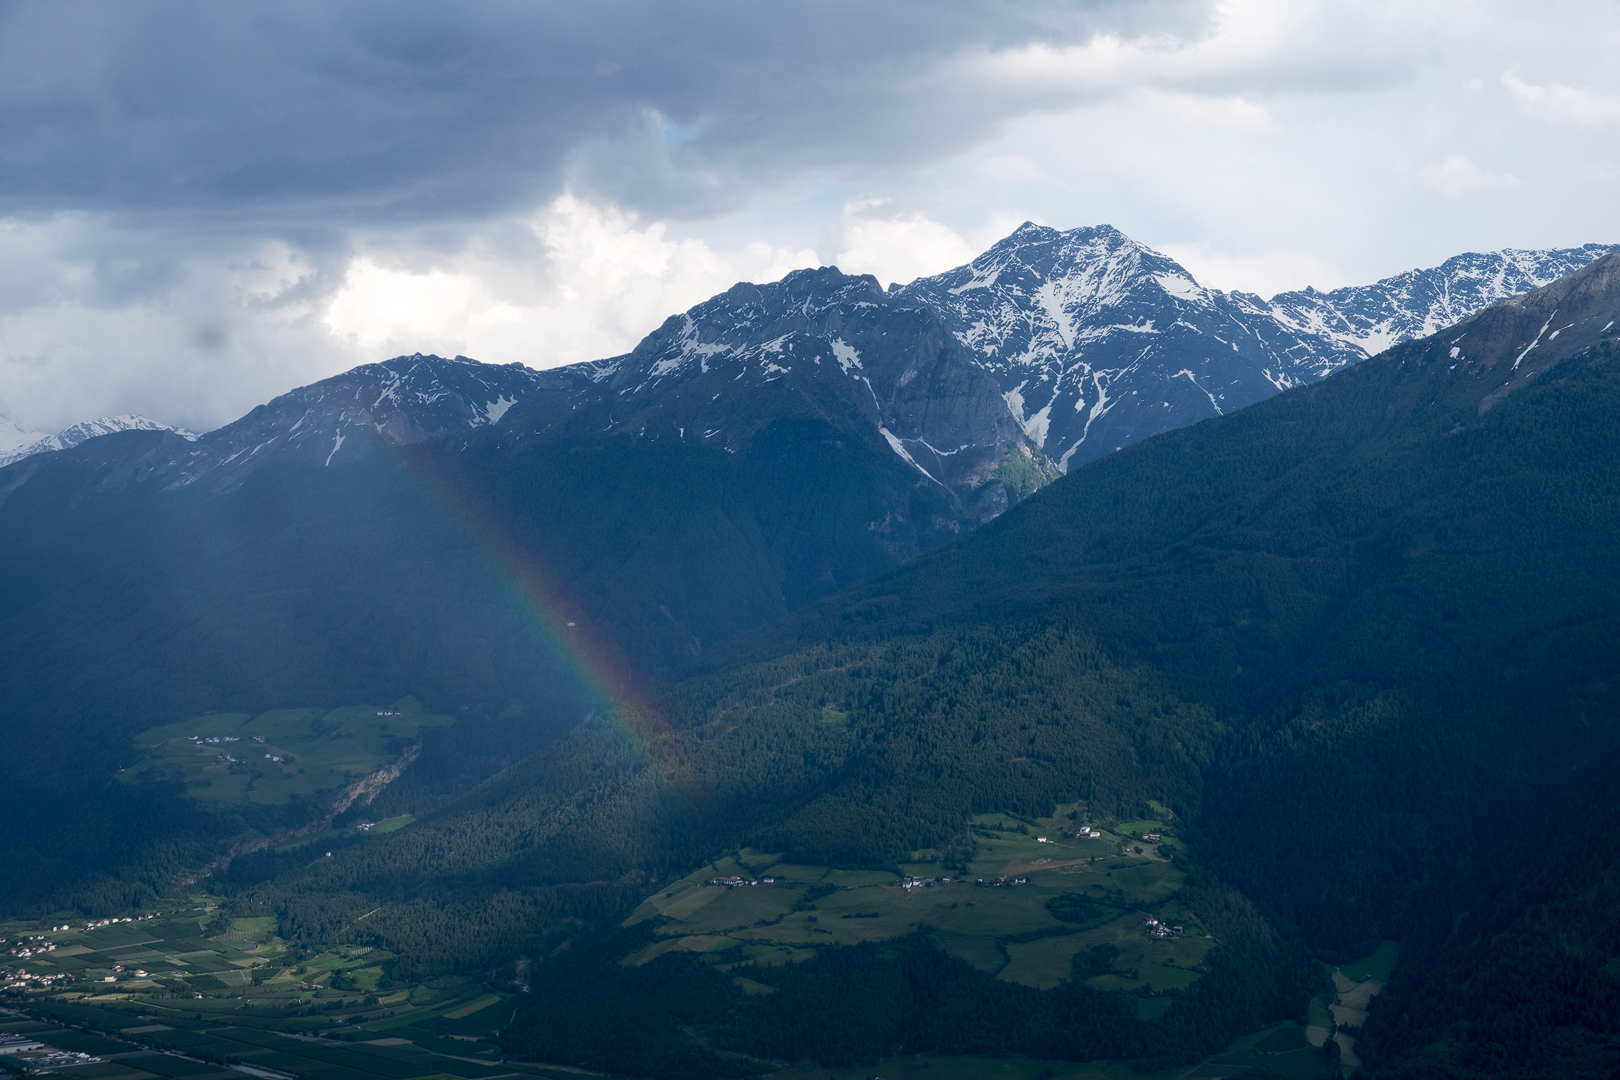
624, 804, 1215, 995
116, 698, 453, 805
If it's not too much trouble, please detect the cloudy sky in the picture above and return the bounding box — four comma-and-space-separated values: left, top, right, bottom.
1, 0, 1618, 434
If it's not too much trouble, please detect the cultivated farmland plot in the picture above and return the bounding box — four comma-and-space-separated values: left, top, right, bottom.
116, 698, 453, 805
624, 804, 1215, 1004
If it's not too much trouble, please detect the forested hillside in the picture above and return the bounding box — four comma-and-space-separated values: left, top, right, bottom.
0, 410, 957, 913
207, 259, 1620, 1075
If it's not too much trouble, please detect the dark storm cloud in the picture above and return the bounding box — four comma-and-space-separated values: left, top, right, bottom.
0, 0, 1205, 224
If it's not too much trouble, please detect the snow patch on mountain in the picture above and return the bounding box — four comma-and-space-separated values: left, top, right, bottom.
0, 414, 193, 468
899, 223, 1620, 472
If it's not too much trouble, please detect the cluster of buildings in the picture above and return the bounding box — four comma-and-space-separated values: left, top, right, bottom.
901, 875, 951, 891
6, 941, 56, 960
189, 735, 241, 745
83, 915, 155, 929
1, 968, 75, 992
708, 875, 777, 887
1075, 827, 1103, 839
978, 876, 1029, 887
1143, 917, 1185, 939
0, 1049, 101, 1075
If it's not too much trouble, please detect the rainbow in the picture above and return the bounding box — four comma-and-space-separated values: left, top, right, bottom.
388, 443, 680, 770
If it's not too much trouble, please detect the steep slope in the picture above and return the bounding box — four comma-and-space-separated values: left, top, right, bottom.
505, 267, 1049, 518
899, 223, 1616, 470
252, 255, 1620, 1075
161, 353, 584, 491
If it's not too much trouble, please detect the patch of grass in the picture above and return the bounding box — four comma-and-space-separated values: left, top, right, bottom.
1255, 1024, 1307, 1053
1340, 940, 1399, 982
1307, 995, 1334, 1028
117, 697, 453, 805
369, 814, 414, 835
628, 834, 1210, 990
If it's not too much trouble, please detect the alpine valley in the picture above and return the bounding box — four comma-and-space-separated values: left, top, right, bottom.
3, 225, 1619, 1080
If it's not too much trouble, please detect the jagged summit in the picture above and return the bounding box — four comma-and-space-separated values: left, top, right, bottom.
517, 264, 1047, 518
1263, 243, 1620, 362
898, 223, 1317, 470
164, 352, 582, 490
899, 223, 1619, 470
8, 230, 1612, 517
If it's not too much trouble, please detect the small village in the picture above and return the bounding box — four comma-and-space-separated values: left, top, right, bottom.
1143, 916, 1187, 939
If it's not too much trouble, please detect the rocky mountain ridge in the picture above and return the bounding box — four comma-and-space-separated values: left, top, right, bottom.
61, 270, 1048, 521
4, 226, 1612, 520
160, 353, 583, 492
898, 224, 1618, 470
503, 266, 1050, 518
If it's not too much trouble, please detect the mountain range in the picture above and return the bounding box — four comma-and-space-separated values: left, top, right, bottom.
6, 225, 1609, 501
1, 226, 1619, 1079
899, 225, 1617, 469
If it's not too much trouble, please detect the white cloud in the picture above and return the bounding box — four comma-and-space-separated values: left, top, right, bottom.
324, 193, 818, 371
0, 215, 348, 434
1502, 71, 1620, 126
7, 2, 1620, 429
1156, 242, 1352, 298
834, 199, 978, 288
1418, 155, 1521, 196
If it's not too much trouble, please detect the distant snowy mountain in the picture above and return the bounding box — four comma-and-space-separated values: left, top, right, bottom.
898, 224, 1619, 470
0, 415, 47, 455
1260, 245, 1620, 361
0, 414, 194, 468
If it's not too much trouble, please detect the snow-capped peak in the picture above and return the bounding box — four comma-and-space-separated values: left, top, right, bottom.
0, 415, 193, 468
898, 223, 1619, 472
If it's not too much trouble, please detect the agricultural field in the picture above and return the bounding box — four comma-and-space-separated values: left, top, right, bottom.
1302, 942, 1396, 1074
0, 1001, 563, 1080
115, 699, 453, 805
624, 804, 1216, 997
0, 903, 562, 1080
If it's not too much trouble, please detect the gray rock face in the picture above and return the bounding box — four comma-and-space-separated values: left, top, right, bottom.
512, 266, 1047, 516
165, 353, 586, 490
1433, 252, 1620, 414
899, 223, 1619, 471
